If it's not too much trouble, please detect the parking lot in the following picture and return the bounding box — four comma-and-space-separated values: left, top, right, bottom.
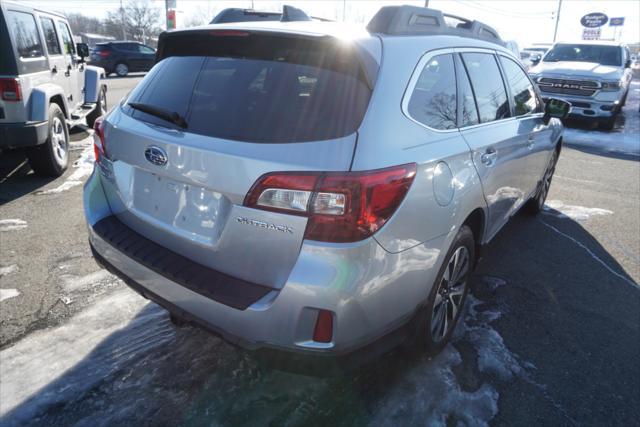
1, 74, 639, 426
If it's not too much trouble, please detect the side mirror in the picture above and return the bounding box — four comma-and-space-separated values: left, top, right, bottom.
531, 55, 541, 66
543, 98, 571, 125
76, 43, 90, 61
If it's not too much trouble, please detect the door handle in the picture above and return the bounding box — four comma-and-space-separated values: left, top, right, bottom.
51, 66, 57, 74
480, 148, 498, 167
65, 65, 72, 77
527, 137, 535, 149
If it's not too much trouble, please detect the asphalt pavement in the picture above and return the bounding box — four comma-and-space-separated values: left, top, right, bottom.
0, 73, 638, 426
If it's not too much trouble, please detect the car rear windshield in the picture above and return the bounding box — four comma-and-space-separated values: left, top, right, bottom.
124, 32, 372, 143
543, 44, 622, 66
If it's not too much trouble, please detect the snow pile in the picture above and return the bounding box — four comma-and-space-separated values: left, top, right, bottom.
0, 264, 19, 278
0, 219, 27, 232
543, 200, 613, 221
36, 144, 95, 195
0, 289, 20, 303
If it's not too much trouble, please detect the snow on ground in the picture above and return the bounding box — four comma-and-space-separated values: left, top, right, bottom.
35, 139, 95, 195
0, 219, 27, 232
0, 276, 533, 426
543, 200, 613, 221
0, 289, 20, 303
0, 264, 19, 278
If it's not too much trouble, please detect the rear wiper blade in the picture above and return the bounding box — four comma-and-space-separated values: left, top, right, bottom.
128, 102, 188, 129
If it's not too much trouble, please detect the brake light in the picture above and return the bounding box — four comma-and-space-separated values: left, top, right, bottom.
0, 78, 22, 101
313, 310, 334, 343
93, 116, 106, 163
96, 50, 111, 58
244, 164, 417, 243
208, 30, 250, 37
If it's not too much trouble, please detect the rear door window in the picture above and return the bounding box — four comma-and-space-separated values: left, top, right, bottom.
126, 34, 372, 143
40, 17, 61, 55
406, 53, 457, 130
461, 52, 510, 123
499, 56, 540, 116
6, 10, 44, 58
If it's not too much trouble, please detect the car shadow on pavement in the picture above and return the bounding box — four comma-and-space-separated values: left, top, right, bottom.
0, 127, 90, 205
0, 149, 56, 205
1, 209, 638, 426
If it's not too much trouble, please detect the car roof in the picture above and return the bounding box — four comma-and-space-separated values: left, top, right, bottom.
3, 1, 66, 19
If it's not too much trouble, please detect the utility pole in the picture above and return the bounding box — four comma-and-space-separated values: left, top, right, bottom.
552, 0, 562, 43
120, 0, 126, 40
425, 0, 430, 7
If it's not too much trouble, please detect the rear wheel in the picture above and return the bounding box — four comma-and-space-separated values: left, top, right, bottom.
408, 225, 475, 356
525, 148, 558, 215
115, 62, 129, 77
86, 85, 107, 128
26, 103, 69, 177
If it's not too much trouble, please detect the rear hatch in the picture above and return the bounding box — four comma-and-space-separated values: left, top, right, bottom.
100, 29, 377, 289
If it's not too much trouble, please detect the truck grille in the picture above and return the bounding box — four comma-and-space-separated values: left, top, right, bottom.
537, 78, 599, 97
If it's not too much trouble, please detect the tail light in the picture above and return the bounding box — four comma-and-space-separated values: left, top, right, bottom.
93, 116, 106, 163
0, 78, 22, 101
96, 50, 111, 58
244, 163, 417, 243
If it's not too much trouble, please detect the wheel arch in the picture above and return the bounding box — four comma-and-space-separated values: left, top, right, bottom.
28, 84, 69, 121
461, 207, 486, 263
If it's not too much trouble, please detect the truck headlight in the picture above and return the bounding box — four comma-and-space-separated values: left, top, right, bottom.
601, 81, 622, 91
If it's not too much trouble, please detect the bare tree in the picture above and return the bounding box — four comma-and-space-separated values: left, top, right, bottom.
65, 13, 104, 35
106, 0, 162, 42
183, 2, 220, 28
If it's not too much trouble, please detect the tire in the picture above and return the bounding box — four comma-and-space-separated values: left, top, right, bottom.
407, 225, 475, 356
525, 148, 559, 215
26, 103, 69, 177
598, 115, 616, 131
86, 85, 107, 128
115, 62, 129, 77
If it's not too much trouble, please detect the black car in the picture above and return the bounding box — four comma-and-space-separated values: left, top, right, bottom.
90, 41, 155, 77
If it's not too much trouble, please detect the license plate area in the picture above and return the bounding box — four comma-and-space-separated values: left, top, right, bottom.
132, 169, 228, 244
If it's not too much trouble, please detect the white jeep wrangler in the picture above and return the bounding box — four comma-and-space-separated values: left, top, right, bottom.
0, 1, 106, 176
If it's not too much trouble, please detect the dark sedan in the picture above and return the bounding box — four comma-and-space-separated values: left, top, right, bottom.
90, 41, 155, 77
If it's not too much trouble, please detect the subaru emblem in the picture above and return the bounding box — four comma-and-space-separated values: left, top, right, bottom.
144, 146, 168, 166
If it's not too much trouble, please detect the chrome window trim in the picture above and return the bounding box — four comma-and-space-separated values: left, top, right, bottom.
402, 47, 534, 134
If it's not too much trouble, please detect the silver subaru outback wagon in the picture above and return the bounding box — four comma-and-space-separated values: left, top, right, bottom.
84, 5, 569, 369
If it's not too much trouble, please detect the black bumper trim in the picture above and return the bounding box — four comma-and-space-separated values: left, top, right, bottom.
0, 121, 48, 149
92, 215, 272, 310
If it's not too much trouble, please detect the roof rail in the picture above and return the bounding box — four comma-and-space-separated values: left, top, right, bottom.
366, 5, 505, 47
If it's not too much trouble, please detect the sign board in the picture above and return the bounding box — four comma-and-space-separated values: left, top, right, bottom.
582, 28, 601, 40
609, 17, 625, 26
580, 12, 608, 28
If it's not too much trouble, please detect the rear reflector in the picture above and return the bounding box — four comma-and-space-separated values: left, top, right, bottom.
93, 116, 106, 162
244, 164, 417, 243
0, 78, 22, 101
313, 310, 334, 343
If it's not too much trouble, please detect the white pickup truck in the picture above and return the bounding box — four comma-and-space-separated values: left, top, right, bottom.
528, 41, 633, 130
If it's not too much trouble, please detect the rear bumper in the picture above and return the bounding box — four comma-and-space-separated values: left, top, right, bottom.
0, 121, 48, 149
83, 169, 447, 367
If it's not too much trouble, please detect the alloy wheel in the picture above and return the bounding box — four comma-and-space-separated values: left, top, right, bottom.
430, 246, 470, 342
538, 151, 557, 209
50, 117, 68, 166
